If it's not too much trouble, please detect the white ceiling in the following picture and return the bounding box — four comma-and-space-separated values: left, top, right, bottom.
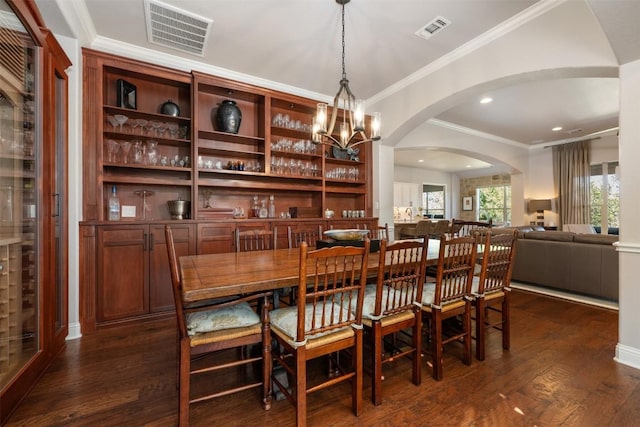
35, 0, 640, 173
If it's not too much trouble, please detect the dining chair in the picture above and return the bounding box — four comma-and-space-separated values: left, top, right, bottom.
399, 219, 433, 239
287, 225, 322, 248
470, 230, 517, 361
431, 219, 451, 239
363, 238, 428, 405
421, 235, 477, 380
368, 222, 390, 241
165, 225, 272, 427
269, 240, 370, 426
450, 218, 493, 237
236, 227, 277, 252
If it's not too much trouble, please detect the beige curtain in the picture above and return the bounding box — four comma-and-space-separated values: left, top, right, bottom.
552, 140, 591, 229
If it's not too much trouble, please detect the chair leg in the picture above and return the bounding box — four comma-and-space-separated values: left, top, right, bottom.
260, 296, 273, 410
371, 322, 383, 405
431, 310, 443, 381
502, 292, 511, 350
463, 301, 472, 366
353, 329, 363, 416
295, 350, 307, 427
412, 312, 422, 386
475, 298, 486, 361
179, 341, 191, 427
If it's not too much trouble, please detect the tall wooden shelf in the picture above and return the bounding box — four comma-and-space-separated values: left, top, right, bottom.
83, 50, 372, 222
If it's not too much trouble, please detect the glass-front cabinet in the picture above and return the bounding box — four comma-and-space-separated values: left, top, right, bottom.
1, 0, 70, 423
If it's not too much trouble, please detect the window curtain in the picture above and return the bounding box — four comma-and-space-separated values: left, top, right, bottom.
552, 140, 591, 229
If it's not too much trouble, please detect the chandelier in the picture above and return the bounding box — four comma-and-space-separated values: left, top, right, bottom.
312, 0, 381, 150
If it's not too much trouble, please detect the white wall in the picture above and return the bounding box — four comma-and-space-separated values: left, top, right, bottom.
57, 35, 82, 340
616, 59, 640, 369
394, 166, 453, 218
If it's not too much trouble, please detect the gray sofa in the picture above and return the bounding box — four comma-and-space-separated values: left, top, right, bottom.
498, 226, 619, 302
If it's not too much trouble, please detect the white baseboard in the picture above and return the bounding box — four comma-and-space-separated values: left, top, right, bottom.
615, 343, 640, 370
66, 322, 82, 341
510, 282, 618, 310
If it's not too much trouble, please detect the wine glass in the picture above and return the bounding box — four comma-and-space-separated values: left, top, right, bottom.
120, 140, 132, 164
149, 120, 163, 137
166, 122, 179, 138
135, 119, 148, 135
105, 139, 119, 163
113, 114, 128, 132
106, 115, 119, 131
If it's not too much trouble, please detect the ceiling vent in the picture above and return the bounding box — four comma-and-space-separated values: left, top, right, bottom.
564, 128, 583, 135
415, 16, 451, 41
144, 0, 213, 57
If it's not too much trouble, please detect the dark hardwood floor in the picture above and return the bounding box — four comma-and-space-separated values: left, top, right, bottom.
6, 290, 640, 426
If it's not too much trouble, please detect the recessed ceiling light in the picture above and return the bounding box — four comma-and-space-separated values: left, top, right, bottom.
552, 126, 563, 131
418, 159, 424, 163
466, 165, 471, 168
480, 97, 493, 104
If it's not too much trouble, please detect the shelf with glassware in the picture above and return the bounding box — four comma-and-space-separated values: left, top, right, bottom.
82, 49, 193, 222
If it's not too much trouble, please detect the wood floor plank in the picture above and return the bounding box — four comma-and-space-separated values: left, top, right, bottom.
5, 290, 640, 426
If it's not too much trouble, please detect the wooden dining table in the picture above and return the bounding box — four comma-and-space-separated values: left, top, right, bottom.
179, 239, 441, 304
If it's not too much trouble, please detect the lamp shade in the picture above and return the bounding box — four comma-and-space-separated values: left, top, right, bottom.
529, 199, 552, 212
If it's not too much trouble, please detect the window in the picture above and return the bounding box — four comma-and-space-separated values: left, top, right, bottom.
477, 185, 511, 223
421, 184, 445, 219
590, 162, 619, 230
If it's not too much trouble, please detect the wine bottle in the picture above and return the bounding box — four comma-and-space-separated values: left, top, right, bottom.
108, 185, 120, 221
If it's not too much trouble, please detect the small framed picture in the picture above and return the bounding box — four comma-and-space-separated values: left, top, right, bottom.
117, 79, 137, 110
462, 196, 473, 211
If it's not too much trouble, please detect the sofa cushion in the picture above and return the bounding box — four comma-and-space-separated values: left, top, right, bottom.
524, 231, 575, 242
573, 234, 618, 245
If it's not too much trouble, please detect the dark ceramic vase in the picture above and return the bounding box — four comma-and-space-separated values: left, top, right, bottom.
160, 99, 180, 117
214, 100, 242, 134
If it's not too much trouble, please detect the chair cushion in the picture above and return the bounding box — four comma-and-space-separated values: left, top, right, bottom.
186, 302, 260, 336
421, 282, 436, 305
471, 276, 480, 294
270, 303, 353, 344
360, 284, 398, 320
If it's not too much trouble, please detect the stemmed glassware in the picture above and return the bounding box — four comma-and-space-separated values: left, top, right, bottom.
105, 139, 119, 163
149, 120, 163, 137
166, 122, 179, 138
135, 119, 148, 135
113, 114, 128, 132
120, 140, 132, 164
107, 115, 120, 131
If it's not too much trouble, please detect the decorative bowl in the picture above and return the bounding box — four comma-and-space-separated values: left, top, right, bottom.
323, 229, 369, 241
167, 200, 190, 220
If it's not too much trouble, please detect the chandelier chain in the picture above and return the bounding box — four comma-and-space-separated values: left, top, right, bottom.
341, 2, 346, 81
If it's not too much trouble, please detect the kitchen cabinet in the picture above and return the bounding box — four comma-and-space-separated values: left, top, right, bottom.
95, 223, 194, 324
393, 182, 421, 208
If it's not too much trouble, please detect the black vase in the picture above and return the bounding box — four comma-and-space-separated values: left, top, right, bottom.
214, 100, 242, 134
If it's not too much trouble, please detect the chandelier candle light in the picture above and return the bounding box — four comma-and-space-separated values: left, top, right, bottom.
313, 0, 381, 150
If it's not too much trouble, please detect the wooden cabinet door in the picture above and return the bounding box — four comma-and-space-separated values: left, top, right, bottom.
149, 224, 194, 312
97, 226, 148, 322
197, 222, 234, 254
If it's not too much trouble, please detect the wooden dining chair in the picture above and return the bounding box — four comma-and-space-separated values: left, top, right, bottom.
470, 230, 517, 361
287, 225, 322, 248
368, 222, 390, 241
236, 227, 277, 252
269, 240, 370, 426
420, 235, 477, 380
165, 225, 272, 427
450, 218, 493, 237
363, 238, 428, 405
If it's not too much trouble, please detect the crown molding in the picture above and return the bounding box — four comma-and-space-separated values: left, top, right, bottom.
367, 0, 566, 106
428, 118, 528, 149
90, 36, 332, 103
54, 0, 96, 45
